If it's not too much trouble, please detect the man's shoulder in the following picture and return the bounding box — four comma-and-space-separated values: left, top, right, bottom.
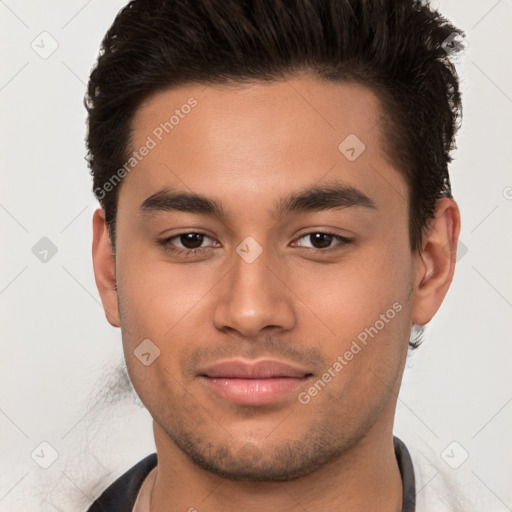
87, 453, 157, 512
406, 436, 498, 512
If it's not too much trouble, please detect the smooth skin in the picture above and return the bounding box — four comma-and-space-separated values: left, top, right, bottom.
92, 76, 460, 512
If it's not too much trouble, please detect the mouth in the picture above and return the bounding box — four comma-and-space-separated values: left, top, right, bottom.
198, 359, 314, 406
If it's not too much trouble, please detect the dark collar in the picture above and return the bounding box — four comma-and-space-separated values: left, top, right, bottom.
394, 436, 416, 512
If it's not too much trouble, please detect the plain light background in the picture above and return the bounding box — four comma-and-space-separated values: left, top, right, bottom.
1, 0, 511, 510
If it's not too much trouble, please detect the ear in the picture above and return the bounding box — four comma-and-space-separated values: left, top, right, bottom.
412, 197, 461, 326
92, 207, 120, 327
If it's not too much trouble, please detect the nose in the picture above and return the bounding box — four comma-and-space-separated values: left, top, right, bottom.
213, 244, 296, 338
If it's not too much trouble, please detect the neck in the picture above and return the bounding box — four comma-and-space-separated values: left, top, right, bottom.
144, 423, 403, 512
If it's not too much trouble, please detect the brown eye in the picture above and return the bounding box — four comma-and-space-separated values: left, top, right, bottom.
308, 233, 334, 249
178, 233, 205, 249
295, 232, 351, 251
157, 232, 218, 255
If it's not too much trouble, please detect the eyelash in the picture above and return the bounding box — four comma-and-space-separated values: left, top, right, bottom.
157, 232, 217, 256
157, 231, 352, 256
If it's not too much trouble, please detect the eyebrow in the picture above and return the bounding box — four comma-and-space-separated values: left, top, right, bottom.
140, 188, 226, 217
139, 184, 376, 219
275, 183, 376, 217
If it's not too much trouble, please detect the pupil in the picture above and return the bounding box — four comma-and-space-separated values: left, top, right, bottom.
311, 233, 332, 249
181, 233, 203, 249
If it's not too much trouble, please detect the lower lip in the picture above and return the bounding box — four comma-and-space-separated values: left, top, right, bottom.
201, 377, 308, 405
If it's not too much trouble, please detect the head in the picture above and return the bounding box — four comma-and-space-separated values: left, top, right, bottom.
89, 0, 462, 481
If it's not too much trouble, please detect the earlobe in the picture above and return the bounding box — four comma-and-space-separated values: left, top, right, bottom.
92, 208, 120, 327
412, 197, 461, 326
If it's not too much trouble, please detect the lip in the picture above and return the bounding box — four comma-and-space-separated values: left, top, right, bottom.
199, 359, 311, 379
198, 359, 313, 405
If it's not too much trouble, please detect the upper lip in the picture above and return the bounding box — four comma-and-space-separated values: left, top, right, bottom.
199, 359, 312, 379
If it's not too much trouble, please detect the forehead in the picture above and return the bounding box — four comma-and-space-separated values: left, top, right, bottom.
130, 76, 385, 156
119, 76, 406, 220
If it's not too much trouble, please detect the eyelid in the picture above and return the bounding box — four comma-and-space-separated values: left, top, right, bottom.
292, 231, 352, 250
173, 232, 214, 246
157, 229, 352, 257
155, 231, 216, 256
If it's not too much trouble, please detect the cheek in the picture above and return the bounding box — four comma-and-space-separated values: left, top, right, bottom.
298, 267, 411, 426
116, 254, 219, 343
293, 238, 412, 337
116, 260, 204, 413
297, 236, 413, 384
116, 255, 220, 405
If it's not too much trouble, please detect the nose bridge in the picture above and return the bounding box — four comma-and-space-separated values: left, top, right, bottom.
213, 240, 295, 336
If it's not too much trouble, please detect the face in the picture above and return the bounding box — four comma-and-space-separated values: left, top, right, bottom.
94, 77, 440, 481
